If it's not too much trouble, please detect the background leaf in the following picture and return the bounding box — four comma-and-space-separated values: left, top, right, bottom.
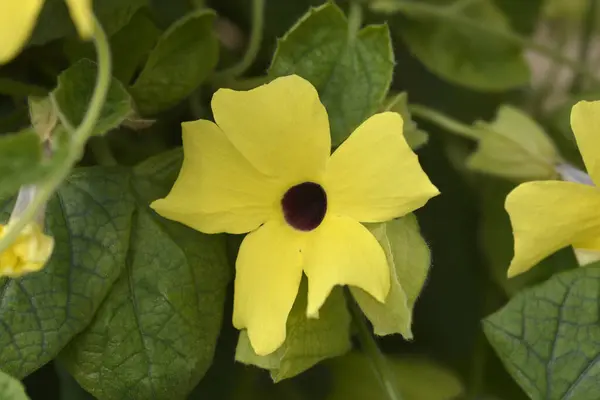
484, 265, 600, 400
130, 9, 219, 115
378, 0, 530, 91
60, 150, 231, 400
52, 59, 133, 136
235, 281, 351, 382
29, 0, 147, 47
270, 3, 394, 146
467, 105, 561, 181
64, 11, 161, 85
0, 130, 44, 199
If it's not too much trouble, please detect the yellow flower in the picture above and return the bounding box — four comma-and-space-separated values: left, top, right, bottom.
0, 0, 93, 64
506, 100, 600, 278
0, 221, 54, 277
151, 75, 439, 355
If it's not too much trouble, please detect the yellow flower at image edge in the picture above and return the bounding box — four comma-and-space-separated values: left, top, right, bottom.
151, 75, 439, 355
0, 0, 93, 63
505, 100, 600, 278
0, 222, 54, 277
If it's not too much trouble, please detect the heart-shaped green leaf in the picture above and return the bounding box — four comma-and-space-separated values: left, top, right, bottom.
130, 9, 219, 115
270, 3, 394, 146
484, 265, 600, 400
60, 150, 231, 400
52, 59, 133, 136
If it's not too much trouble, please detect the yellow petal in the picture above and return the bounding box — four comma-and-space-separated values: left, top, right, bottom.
325, 112, 439, 222
233, 219, 305, 356
211, 75, 330, 184
151, 120, 279, 234
303, 215, 390, 317
570, 101, 600, 185
506, 181, 600, 277
0, 0, 45, 64
65, 0, 94, 38
0, 222, 54, 278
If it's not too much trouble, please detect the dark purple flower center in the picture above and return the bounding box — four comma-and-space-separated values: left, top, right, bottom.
281, 182, 327, 231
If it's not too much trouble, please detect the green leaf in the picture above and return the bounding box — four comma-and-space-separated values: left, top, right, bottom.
0, 370, 29, 400
64, 11, 161, 85
0, 169, 135, 378
379, 0, 530, 91
384, 93, 429, 150
130, 9, 219, 115
52, 59, 133, 136
467, 105, 560, 181
28, 96, 57, 140
0, 79, 47, 98
353, 215, 430, 338
484, 265, 600, 400
493, 0, 543, 34
270, 3, 394, 146
235, 280, 352, 382
29, 0, 147, 47
60, 150, 231, 399
0, 130, 44, 199
327, 353, 464, 400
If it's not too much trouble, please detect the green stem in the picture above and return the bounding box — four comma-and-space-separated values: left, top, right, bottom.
571, 0, 598, 92
390, 0, 600, 85
0, 78, 48, 97
347, 1, 363, 43
0, 17, 111, 253
347, 293, 404, 400
89, 137, 117, 166
212, 0, 265, 82
408, 104, 480, 140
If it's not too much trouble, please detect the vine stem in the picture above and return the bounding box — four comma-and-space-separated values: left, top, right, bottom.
389, 0, 600, 85
347, 291, 404, 400
408, 104, 480, 140
212, 0, 265, 81
89, 137, 117, 166
0, 17, 111, 254
347, 1, 363, 43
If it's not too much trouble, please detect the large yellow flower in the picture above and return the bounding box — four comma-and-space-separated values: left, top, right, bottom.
151, 75, 439, 355
506, 100, 600, 278
0, 0, 93, 64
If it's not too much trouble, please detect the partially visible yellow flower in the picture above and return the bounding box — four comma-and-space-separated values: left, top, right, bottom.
506, 100, 600, 278
152, 75, 439, 355
0, 0, 93, 64
0, 221, 54, 278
